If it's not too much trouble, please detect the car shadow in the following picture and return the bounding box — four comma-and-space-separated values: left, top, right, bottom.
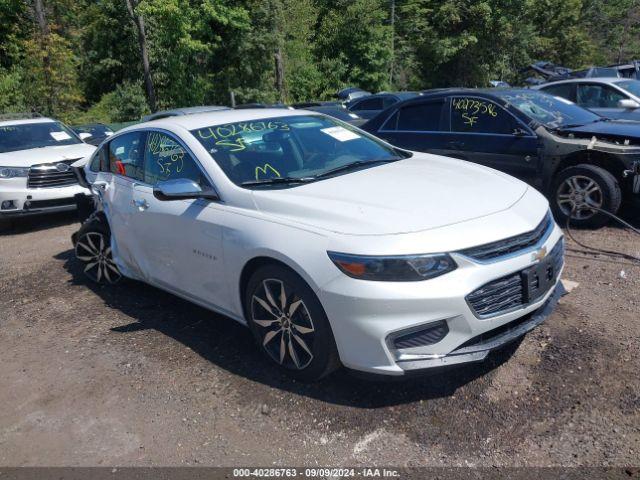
55, 248, 520, 408
0, 211, 78, 236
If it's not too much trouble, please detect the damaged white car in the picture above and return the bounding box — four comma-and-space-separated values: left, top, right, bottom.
72, 109, 564, 380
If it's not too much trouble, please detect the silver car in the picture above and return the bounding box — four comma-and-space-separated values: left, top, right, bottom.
535, 78, 640, 121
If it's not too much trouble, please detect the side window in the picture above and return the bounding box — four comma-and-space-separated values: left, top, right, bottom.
382, 96, 397, 109
577, 84, 626, 108
352, 97, 384, 111
541, 84, 575, 102
109, 132, 146, 180
450, 97, 518, 134
396, 102, 444, 131
144, 131, 209, 187
89, 145, 107, 172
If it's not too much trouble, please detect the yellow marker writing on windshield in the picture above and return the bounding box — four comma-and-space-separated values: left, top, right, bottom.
255, 164, 281, 180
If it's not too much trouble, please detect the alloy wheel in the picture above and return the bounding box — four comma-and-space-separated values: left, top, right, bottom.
75, 231, 122, 284
556, 175, 603, 220
251, 278, 315, 370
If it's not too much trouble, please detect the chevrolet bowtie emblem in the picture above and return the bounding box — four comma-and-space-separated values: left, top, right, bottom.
532, 246, 548, 262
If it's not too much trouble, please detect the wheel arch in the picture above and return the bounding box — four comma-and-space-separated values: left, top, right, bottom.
550, 150, 627, 192
238, 254, 322, 320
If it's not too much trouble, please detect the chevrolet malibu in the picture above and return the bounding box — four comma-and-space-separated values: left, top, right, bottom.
73, 109, 565, 380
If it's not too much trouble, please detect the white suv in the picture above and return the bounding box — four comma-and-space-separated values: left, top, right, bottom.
0, 117, 96, 225
74, 109, 564, 380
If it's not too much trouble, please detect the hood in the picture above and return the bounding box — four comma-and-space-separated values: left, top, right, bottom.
558, 120, 640, 143
0, 143, 96, 167
251, 154, 529, 235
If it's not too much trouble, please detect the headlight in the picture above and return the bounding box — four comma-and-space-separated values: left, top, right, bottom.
327, 251, 457, 281
0, 166, 29, 178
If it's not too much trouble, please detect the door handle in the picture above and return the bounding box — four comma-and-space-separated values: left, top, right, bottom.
131, 198, 149, 211
447, 141, 465, 149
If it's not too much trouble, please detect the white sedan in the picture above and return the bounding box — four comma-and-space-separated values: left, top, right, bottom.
74, 109, 564, 380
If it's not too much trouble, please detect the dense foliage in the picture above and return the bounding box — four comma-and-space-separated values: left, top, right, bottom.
1, 0, 639, 123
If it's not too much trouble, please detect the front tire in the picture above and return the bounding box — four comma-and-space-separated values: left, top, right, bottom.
74, 219, 122, 284
244, 264, 340, 381
551, 164, 621, 228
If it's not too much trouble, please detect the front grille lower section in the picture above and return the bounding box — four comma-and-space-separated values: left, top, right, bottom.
27, 159, 79, 189
466, 238, 564, 318
460, 212, 553, 261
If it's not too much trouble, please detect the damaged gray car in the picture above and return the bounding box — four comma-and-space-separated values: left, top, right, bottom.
363, 89, 640, 228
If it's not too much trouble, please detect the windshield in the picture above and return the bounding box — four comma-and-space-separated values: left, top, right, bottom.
0, 121, 81, 153
495, 91, 601, 128
190, 115, 404, 187
615, 80, 640, 98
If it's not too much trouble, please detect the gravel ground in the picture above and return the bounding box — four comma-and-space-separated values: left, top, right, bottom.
0, 208, 638, 467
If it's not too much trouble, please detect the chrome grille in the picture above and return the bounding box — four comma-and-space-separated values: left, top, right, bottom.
27, 159, 79, 189
466, 238, 564, 318
460, 212, 553, 261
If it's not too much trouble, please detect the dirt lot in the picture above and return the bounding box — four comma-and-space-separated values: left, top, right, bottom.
0, 209, 639, 467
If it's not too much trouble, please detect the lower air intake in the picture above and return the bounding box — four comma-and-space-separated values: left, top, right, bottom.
393, 321, 449, 349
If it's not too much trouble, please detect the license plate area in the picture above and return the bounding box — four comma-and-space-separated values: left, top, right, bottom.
522, 256, 557, 303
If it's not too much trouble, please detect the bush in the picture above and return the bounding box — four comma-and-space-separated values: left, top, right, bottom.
70, 81, 150, 124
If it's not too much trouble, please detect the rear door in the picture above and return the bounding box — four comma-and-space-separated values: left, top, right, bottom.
374, 98, 450, 155
100, 131, 148, 276
446, 96, 540, 181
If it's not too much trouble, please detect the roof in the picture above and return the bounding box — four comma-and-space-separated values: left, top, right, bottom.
126, 108, 318, 132
0, 117, 55, 127
142, 105, 230, 121
536, 77, 631, 86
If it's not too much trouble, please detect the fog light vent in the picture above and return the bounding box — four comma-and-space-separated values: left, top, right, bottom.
393, 321, 449, 349
1, 200, 17, 210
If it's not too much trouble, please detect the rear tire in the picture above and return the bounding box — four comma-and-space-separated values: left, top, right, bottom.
244, 264, 340, 381
74, 218, 122, 284
551, 164, 621, 229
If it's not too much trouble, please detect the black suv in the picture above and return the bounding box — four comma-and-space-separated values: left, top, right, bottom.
363, 88, 640, 228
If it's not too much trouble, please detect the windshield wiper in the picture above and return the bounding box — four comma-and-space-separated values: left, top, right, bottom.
241, 176, 315, 187
311, 157, 402, 180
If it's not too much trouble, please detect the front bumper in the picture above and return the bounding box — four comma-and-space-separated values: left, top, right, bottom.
396, 282, 564, 373
318, 224, 565, 376
0, 177, 88, 217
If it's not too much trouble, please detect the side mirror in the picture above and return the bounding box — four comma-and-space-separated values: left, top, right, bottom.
617, 98, 640, 109
513, 127, 529, 137
78, 132, 93, 141
153, 178, 218, 201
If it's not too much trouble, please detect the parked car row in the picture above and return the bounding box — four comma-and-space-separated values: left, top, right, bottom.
3, 84, 638, 381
